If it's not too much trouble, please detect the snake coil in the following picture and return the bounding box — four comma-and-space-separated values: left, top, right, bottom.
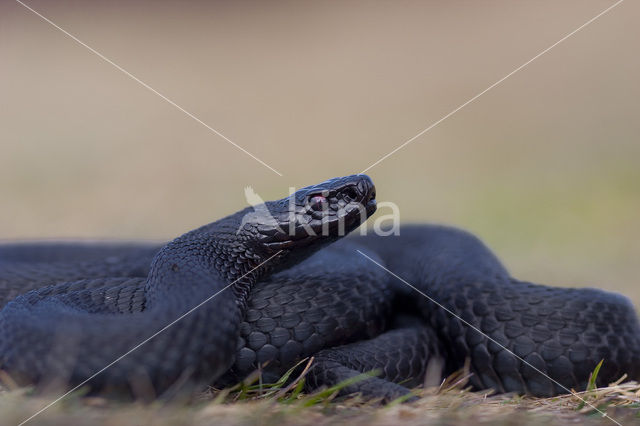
0, 174, 638, 400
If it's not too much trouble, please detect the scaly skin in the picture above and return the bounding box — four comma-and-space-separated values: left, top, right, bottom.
1, 176, 639, 400
0, 175, 377, 396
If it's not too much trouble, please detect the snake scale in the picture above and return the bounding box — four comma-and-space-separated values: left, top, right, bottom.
0, 175, 639, 401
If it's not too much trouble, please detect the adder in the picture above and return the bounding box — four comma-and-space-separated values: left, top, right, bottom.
1, 174, 638, 400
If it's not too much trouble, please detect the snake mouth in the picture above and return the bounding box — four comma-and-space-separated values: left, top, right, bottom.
365, 197, 377, 216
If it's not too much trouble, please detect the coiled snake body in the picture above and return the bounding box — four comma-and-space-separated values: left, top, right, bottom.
0, 175, 639, 400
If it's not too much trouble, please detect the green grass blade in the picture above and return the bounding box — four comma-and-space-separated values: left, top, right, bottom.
576, 359, 604, 410
298, 370, 379, 407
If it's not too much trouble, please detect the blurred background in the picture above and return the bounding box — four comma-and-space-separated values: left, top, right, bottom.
1, 1, 638, 305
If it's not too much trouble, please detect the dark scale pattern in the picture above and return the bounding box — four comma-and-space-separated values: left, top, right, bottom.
0, 244, 157, 308
355, 225, 640, 398
1, 176, 639, 400
16, 278, 148, 314
0, 174, 381, 397
226, 242, 393, 381
306, 326, 443, 401
419, 279, 640, 396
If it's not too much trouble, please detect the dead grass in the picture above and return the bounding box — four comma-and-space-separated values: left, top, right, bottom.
2, 365, 640, 426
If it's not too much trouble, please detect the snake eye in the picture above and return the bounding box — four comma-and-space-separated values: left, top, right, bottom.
343, 187, 358, 201
308, 195, 327, 211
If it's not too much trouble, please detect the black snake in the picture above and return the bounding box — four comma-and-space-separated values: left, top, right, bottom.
0, 175, 638, 401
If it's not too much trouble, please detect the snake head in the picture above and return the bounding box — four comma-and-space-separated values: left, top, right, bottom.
240, 174, 376, 258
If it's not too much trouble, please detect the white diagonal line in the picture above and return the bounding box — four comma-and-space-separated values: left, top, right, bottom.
14, 0, 283, 177
356, 249, 621, 426
18, 250, 283, 426
360, 0, 625, 174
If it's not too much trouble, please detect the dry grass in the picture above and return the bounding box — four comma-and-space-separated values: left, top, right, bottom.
1, 383, 639, 426
2, 365, 640, 426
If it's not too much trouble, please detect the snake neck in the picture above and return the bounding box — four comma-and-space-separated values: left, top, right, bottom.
144, 208, 276, 308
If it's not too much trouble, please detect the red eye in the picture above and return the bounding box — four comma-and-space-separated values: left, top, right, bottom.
309, 195, 327, 211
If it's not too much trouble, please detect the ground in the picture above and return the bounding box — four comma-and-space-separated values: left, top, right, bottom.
2, 365, 640, 426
